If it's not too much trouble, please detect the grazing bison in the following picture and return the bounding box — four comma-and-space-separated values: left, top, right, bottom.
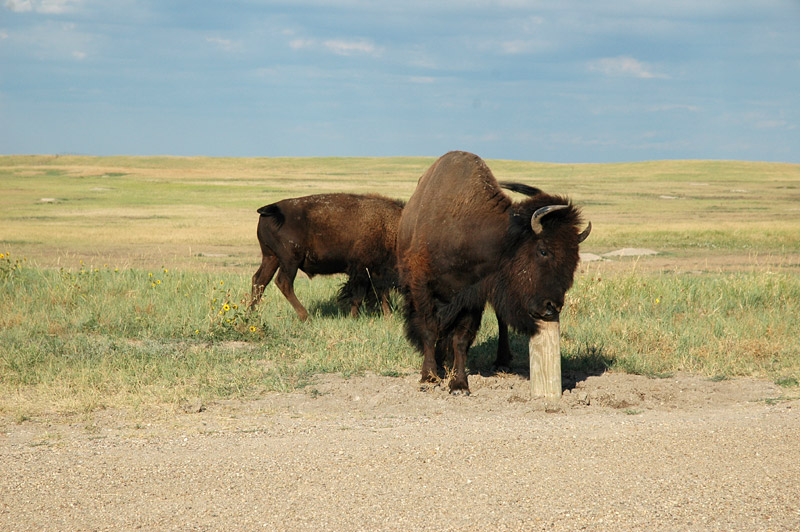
397, 151, 591, 394
251, 193, 404, 320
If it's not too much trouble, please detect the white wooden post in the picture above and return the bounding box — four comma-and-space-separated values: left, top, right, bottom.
529, 320, 562, 401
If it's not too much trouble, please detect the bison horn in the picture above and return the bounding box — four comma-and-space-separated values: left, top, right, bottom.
578, 221, 592, 243
530, 205, 569, 235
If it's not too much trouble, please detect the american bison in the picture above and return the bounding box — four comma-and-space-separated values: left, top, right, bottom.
251, 193, 404, 320
397, 151, 591, 394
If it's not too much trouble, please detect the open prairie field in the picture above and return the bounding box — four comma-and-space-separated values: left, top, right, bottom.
2, 156, 800, 531
1, 154, 799, 416
2, 154, 799, 271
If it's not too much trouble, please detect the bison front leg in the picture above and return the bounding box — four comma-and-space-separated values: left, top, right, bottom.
449, 309, 482, 395
421, 343, 439, 383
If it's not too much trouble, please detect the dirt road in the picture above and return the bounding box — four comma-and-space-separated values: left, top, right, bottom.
2, 372, 799, 531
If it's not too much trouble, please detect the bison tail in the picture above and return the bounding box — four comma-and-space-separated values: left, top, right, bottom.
499, 182, 542, 197
256, 204, 285, 228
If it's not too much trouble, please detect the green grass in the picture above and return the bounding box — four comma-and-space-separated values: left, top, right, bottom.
2, 255, 798, 418
0, 259, 417, 418
561, 272, 800, 379
1, 155, 799, 418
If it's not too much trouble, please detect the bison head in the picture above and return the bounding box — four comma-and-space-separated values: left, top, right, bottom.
491, 188, 590, 335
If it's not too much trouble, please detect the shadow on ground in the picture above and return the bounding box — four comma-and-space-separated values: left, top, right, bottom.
468, 330, 614, 392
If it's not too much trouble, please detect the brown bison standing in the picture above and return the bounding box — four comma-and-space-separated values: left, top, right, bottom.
251, 193, 404, 320
397, 151, 590, 394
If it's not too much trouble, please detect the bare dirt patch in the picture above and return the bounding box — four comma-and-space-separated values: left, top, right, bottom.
2, 372, 799, 531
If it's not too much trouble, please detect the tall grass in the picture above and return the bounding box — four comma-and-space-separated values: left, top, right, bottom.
561, 272, 800, 379
2, 253, 798, 418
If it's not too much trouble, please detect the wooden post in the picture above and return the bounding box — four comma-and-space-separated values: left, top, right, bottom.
529, 320, 562, 401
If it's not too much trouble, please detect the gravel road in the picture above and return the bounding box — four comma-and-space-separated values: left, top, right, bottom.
2, 372, 799, 531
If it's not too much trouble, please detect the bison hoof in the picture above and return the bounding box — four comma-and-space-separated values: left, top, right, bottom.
449, 388, 471, 396
420, 373, 439, 384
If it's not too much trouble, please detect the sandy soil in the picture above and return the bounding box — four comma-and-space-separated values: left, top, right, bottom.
2, 371, 799, 531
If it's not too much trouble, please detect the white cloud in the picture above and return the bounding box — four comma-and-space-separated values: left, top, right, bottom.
648, 104, 700, 112
8, 19, 93, 61
498, 39, 547, 55
499, 40, 527, 55
0, 30, 9, 39
4, 0, 79, 13
323, 39, 381, 56
289, 38, 315, 50
755, 119, 794, 130
38, 0, 77, 14
5, 0, 33, 12
206, 36, 242, 52
289, 37, 382, 57
589, 55, 669, 79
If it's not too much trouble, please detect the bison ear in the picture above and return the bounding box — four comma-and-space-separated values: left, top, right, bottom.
577, 221, 592, 243
530, 205, 569, 235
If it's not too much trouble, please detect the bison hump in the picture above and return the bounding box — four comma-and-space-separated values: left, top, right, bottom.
411, 151, 510, 225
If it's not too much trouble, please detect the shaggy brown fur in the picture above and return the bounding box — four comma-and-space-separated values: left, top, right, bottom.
397, 151, 590, 394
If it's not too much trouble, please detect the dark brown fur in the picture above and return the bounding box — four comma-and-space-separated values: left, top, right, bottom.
397, 151, 589, 394
251, 193, 404, 320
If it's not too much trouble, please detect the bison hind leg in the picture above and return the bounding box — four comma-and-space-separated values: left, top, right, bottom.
338, 274, 369, 317
401, 291, 441, 383
274, 265, 309, 321
251, 255, 279, 308
492, 313, 513, 372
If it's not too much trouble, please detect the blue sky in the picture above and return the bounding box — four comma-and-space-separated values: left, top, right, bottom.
2, 0, 799, 162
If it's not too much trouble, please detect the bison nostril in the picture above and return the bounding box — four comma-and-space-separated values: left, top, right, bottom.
543, 300, 561, 318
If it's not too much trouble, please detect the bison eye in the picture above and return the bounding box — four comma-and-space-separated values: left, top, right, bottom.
539, 248, 548, 258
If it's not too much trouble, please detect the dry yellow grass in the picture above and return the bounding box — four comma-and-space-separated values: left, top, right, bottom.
1, 155, 799, 272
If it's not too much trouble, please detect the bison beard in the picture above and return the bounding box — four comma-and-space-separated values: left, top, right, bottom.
397, 151, 590, 395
